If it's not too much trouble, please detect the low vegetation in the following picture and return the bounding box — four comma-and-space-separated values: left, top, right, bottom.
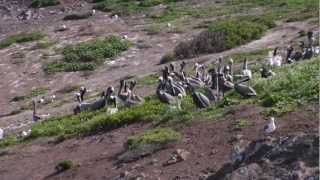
94, 0, 185, 16
117, 128, 182, 162
43, 36, 130, 73
223, 57, 319, 115
30, 0, 59, 8
233, 118, 250, 130
138, 74, 159, 86
0, 32, 45, 49
127, 128, 182, 150
55, 160, 74, 172
174, 16, 275, 59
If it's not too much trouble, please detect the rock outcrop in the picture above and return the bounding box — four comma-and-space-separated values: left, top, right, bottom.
208, 134, 319, 180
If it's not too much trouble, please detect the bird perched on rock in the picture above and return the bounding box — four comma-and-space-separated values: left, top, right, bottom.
264, 117, 276, 133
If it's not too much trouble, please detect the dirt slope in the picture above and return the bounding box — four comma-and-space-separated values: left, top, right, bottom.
0, 104, 317, 179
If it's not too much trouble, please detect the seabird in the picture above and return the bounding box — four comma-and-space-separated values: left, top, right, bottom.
0, 128, 3, 140
264, 117, 276, 133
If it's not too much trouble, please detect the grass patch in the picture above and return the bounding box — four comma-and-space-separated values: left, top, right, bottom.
28, 97, 166, 138
43, 36, 130, 73
227, 0, 318, 21
118, 127, 181, 162
233, 118, 250, 130
174, 16, 274, 59
138, 74, 159, 86
30, 0, 59, 8
127, 128, 181, 150
94, 0, 184, 16
224, 57, 319, 116
149, 5, 194, 22
0, 134, 19, 148
0, 32, 45, 49
144, 24, 163, 35
55, 160, 73, 172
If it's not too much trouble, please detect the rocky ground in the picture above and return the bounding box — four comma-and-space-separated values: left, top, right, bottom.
0, 0, 319, 179
0, 104, 318, 179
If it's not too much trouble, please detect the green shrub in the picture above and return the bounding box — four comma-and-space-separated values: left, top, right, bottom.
160, 52, 176, 64
0, 32, 45, 49
43, 61, 96, 74
233, 118, 250, 129
174, 16, 274, 59
94, 0, 185, 16
28, 97, 166, 138
30, 0, 59, 8
224, 57, 319, 115
255, 58, 319, 114
63, 36, 130, 64
43, 36, 130, 73
0, 134, 19, 148
127, 128, 182, 150
55, 160, 73, 172
207, 19, 265, 49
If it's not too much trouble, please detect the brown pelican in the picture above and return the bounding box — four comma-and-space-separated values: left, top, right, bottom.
218, 73, 234, 97
32, 100, 41, 122
242, 59, 252, 79
234, 77, 257, 97
179, 61, 186, 72
229, 58, 234, 77
128, 80, 144, 103
75, 86, 87, 103
307, 31, 315, 48
73, 88, 110, 115
106, 86, 118, 114
189, 74, 218, 108
167, 77, 186, 96
118, 80, 143, 106
156, 77, 176, 104
286, 45, 294, 63
190, 85, 210, 108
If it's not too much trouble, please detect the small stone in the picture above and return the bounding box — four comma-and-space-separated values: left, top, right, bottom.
176, 149, 190, 161
150, 159, 159, 165
120, 171, 130, 178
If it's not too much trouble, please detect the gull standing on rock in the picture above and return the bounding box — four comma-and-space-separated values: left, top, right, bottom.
264, 117, 276, 133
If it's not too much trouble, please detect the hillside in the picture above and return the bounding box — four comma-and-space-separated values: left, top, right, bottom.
0, 0, 319, 179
